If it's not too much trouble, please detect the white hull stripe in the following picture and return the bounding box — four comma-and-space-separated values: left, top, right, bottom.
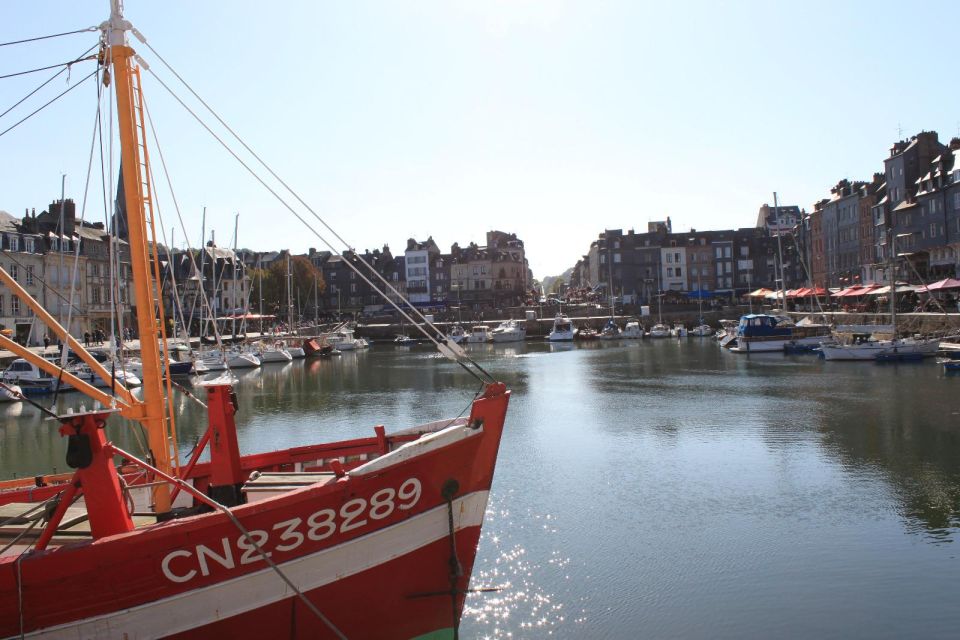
18, 490, 491, 640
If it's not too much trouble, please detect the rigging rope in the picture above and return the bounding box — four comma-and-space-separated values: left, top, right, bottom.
0, 27, 97, 48
0, 56, 96, 81
0, 44, 98, 120
134, 35, 494, 382
0, 68, 98, 139
139, 58, 493, 384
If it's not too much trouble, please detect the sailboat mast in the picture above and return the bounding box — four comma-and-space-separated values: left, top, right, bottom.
773, 192, 787, 309
107, 1, 173, 511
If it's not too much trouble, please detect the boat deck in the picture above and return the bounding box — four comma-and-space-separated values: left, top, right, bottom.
0, 501, 158, 557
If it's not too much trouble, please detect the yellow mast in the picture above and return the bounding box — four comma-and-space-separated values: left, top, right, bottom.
104, 0, 173, 512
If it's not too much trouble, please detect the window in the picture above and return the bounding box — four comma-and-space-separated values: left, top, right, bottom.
674, 252, 680, 263
666, 253, 673, 263
930, 223, 937, 238
8, 236, 18, 252
25, 266, 33, 286
25, 237, 34, 253
675, 267, 682, 277
724, 246, 732, 258
9, 264, 18, 282
725, 262, 732, 274
740, 246, 748, 257
667, 267, 674, 277
715, 247, 723, 259
954, 193, 960, 210
350, 284, 357, 293
613, 253, 621, 264
11, 297, 20, 315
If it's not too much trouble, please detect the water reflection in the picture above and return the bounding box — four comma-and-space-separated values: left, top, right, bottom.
2, 340, 959, 636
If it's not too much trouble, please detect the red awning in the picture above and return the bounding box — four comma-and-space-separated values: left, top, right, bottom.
923, 278, 960, 291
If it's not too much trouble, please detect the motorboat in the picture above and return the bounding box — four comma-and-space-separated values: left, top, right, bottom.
597, 320, 622, 340
327, 329, 362, 351
728, 314, 831, 353
576, 326, 598, 341
671, 323, 688, 338
622, 321, 644, 339
394, 334, 416, 346
547, 314, 576, 341
466, 325, 492, 343
446, 323, 467, 344
491, 320, 526, 343
70, 363, 143, 389
690, 324, 713, 337
648, 323, 671, 338
1, 358, 61, 394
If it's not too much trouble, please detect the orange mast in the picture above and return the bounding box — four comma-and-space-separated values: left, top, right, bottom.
104, 0, 173, 512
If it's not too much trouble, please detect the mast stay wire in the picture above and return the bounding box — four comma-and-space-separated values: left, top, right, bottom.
141, 93, 232, 366
0, 27, 97, 48
1, 43, 99, 120
0, 68, 98, 139
0, 56, 97, 81
134, 38, 495, 383
142, 60, 491, 384
138, 37, 453, 339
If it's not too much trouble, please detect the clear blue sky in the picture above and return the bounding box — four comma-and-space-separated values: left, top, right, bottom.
3, 1, 958, 279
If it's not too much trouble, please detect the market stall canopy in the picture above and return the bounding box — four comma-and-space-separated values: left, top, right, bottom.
831, 286, 857, 297
921, 278, 960, 292
869, 283, 919, 295
746, 287, 773, 298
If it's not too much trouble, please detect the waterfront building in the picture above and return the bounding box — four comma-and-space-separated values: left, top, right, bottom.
0, 210, 45, 344
757, 203, 802, 237
404, 237, 440, 305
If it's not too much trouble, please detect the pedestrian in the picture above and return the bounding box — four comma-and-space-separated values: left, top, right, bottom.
43, 335, 50, 352
84, 331, 90, 347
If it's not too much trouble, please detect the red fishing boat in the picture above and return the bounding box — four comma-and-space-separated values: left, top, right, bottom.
0, 3, 509, 638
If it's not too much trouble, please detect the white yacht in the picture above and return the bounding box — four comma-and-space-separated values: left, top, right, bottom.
226, 348, 261, 369
547, 314, 576, 342
70, 363, 142, 388
820, 332, 940, 361
258, 341, 293, 363
671, 323, 688, 338
690, 324, 713, 337
622, 321, 644, 339
491, 320, 526, 343
648, 323, 671, 338
597, 320, 621, 340
285, 341, 306, 359
445, 324, 467, 345
1, 359, 57, 394
0, 382, 22, 402
466, 325, 492, 343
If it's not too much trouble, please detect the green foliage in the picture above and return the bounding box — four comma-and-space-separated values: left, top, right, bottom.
251, 256, 325, 318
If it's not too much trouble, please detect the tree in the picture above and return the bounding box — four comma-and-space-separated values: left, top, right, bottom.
250, 255, 324, 322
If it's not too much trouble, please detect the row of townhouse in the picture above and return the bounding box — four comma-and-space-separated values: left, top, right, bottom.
570, 217, 796, 303
0, 199, 134, 346
312, 230, 530, 315
799, 131, 960, 288
153, 229, 531, 326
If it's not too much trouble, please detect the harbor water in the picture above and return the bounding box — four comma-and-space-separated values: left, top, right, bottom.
2, 339, 959, 638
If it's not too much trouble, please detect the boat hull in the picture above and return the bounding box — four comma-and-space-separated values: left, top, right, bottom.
730, 335, 824, 353
0, 386, 511, 639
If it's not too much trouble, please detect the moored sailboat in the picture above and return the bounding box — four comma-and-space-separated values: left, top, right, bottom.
0, 6, 511, 638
